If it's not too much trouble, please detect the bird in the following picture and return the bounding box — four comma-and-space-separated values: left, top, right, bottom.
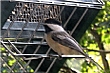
43, 18, 103, 70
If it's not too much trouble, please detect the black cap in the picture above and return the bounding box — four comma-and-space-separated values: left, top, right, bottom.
45, 18, 62, 26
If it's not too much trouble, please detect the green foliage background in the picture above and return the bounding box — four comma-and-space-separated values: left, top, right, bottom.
80, 1, 110, 73
1, 1, 110, 73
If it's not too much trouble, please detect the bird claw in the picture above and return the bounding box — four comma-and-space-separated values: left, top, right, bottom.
57, 54, 63, 60
48, 54, 54, 60
47, 54, 62, 60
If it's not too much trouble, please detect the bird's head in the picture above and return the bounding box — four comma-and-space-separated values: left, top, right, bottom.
44, 18, 64, 33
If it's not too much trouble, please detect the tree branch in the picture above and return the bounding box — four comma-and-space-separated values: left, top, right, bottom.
83, 48, 110, 54
90, 28, 109, 71
61, 66, 79, 73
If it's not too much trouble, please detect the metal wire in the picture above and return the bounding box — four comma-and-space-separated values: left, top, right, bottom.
63, 6, 77, 28
1, 41, 85, 58
1, 1, 103, 73
70, 7, 89, 35
15, 3, 37, 41
23, 38, 45, 71
46, 58, 57, 73
1, 41, 47, 45
34, 48, 51, 73
10, 0, 104, 9
1, 2, 61, 72
1, 41, 27, 73
20, 6, 46, 71
1, 57, 14, 73
5, 3, 39, 73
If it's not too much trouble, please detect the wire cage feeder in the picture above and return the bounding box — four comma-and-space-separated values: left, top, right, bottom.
1, 0, 104, 73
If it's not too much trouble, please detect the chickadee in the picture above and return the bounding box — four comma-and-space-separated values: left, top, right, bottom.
43, 18, 103, 70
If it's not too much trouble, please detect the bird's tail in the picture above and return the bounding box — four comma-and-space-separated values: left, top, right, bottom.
76, 47, 104, 71
84, 53, 104, 71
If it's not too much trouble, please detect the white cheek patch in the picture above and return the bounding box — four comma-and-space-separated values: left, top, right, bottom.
47, 24, 64, 31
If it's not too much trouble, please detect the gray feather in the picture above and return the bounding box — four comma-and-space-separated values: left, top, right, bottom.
51, 31, 85, 55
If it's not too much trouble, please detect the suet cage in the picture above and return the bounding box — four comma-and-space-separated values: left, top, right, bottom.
1, 0, 104, 73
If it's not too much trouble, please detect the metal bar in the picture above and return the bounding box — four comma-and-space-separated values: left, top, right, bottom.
21, 4, 44, 53
1, 41, 47, 45
8, 40, 22, 54
23, 38, 45, 70
97, 0, 105, 5
63, 6, 77, 28
32, 39, 45, 55
1, 57, 15, 73
15, 3, 37, 41
10, 54, 85, 58
56, 6, 64, 20
1, 44, 26, 72
1, 41, 14, 56
21, 25, 41, 53
2, 40, 84, 72
10, 0, 104, 8
8, 57, 27, 73
2, 3, 37, 72
24, 57, 43, 60
22, 5, 45, 71
2, 2, 24, 40
16, 4, 45, 72
2, 21, 45, 31
1, 41, 27, 72
70, 7, 88, 35
7, 40, 30, 63
34, 48, 51, 73
46, 58, 57, 73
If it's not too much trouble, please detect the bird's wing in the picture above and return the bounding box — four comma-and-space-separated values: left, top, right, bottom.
51, 31, 104, 70
51, 31, 85, 55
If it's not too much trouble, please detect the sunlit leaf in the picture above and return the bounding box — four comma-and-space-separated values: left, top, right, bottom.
80, 1, 110, 73
8, 59, 16, 66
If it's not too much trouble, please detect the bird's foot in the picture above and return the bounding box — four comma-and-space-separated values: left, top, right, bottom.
48, 54, 54, 60
57, 54, 63, 60
47, 54, 63, 60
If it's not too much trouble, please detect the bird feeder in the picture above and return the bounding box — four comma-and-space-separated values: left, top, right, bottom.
1, 0, 104, 73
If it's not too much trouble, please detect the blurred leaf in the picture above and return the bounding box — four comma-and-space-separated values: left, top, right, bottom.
8, 59, 16, 66
80, 1, 110, 73
0, 47, 6, 52
99, 20, 110, 28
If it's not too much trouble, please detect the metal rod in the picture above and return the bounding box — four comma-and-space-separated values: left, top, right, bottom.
1, 41, 47, 45
9, 57, 27, 73
8, 40, 22, 54
10, 0, 104, 9
1, 57, 15, 73
70, 7, 88, 35
22, 4, 46, 71
11, 54, 85, 58
26, 37, 45, 59
63, 6, 77, 28
21, 4, 45, 54
56, 6, 64, 20
1, 41, 14, 56
46, 58, 57, 73
1, 41, 27, 72
22, 5, 45, 70
23, 38, 45, 70
34, 48, 51, 73
15, 3, 37, 41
